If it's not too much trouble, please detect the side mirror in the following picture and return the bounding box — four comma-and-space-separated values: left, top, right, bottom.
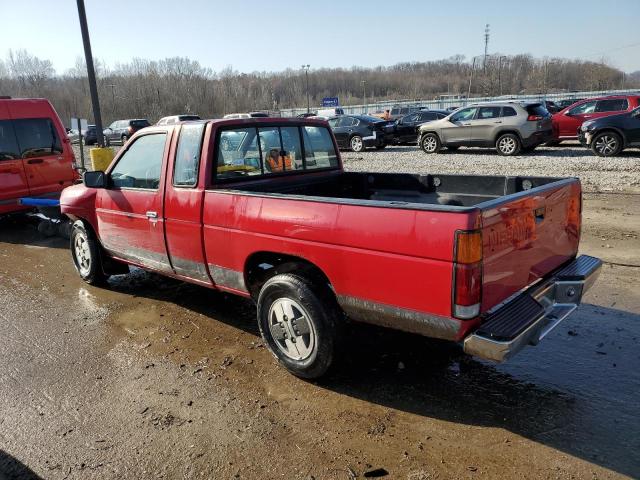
84, 171, 107, 188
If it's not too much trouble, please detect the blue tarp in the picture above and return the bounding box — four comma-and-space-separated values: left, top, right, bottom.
19, 197, 61, 207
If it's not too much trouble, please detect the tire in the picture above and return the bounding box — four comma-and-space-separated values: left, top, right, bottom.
375, 144, 386, 150
70, 220, 108, 285
350, 135, 364, 152
104, 137, 111, 147
121, 135, 128, 145
420, 133, 441, 154
591, 131, 623, 157
257, 273, 340, 379
446, 146, 460, 152
496, 133, 522, 156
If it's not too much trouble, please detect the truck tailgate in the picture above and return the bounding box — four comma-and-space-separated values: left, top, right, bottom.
480, 179, 581, 312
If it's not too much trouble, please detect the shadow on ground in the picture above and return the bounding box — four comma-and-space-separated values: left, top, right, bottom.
106, 269, 640, 478
0, 450, 42, 480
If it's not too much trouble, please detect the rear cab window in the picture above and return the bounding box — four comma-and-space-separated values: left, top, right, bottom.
215, 124, 338, 181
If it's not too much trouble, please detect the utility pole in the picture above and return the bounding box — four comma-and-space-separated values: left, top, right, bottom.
498, 56, 507, 96
483, 24, 490, 73
301, 64, 310, 114
361, 80, 367, 113
76, 0, 104, 147
467, 57, 477, 102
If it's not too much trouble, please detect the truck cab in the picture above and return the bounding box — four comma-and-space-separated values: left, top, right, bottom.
61, 118, 601, 378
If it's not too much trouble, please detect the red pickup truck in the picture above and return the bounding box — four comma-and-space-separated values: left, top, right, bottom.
0, 97, 77, 215
60, 118, 601, 378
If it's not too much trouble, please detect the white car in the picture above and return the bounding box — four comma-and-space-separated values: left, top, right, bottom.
156, 114, 201, 125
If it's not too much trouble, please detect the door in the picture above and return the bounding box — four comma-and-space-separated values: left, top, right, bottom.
0, 118, 29, 213
332, 117, 355, 147
469, 106, 503, 145
626, 109, 640, 145
559, 100, 596, 137
441, 107, 477, 144
96, 132, 172, 273
397, 113, 418, 142
11, 117, 73, 197
105, 121, 118, 142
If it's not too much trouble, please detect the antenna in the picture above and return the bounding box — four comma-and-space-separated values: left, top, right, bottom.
483, 24, 490, 72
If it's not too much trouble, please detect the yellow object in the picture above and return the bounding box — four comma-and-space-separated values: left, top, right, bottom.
89, 147, 115, 172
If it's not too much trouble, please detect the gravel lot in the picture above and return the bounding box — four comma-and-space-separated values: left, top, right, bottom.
342, 143, 640, 193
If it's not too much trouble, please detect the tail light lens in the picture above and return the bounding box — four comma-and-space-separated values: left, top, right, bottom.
566, 186, 582, 240
527, 115, 542, 121
452, 230, 483, 319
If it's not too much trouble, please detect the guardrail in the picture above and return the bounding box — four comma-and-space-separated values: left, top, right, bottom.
279, 89, 640, 117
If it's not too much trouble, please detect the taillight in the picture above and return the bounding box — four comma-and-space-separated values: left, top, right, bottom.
527, 115, 542, 121
452, 230, 483, 319
127, 126, 133, 134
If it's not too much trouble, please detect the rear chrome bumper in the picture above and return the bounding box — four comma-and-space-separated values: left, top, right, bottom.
463, 255, 602, 362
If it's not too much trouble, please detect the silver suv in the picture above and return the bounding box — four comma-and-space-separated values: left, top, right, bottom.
417, 102, 552, 156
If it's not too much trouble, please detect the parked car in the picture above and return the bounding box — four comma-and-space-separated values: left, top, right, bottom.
389, 105, 421, 120
84, 125, 98, 145
328, 114, 393, 151
392, 109, 450, 144
544, 100, 561, 114
104, 119, 151, 145
66, 128, 81, 144
578, 106, 640, 157
316, 108, 345, 118
223, 112, 270, 119
296, 112, 317, 118
556, 98, 585, 110
156, 114, 200, 125
0, 97, 77, 215
550, 95, 640, 144
61, 117, 601, 378
417, 102, 552, 155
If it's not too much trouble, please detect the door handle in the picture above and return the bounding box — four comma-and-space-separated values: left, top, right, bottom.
494, 121, 502, 124
146, 211, 158, 219
461, 123, 471, 126
27, 159, 44, 164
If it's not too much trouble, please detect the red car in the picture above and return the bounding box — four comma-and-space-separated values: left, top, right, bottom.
60, 118, 601, 378
551, 95, 640, 143
0, 97, 77, 215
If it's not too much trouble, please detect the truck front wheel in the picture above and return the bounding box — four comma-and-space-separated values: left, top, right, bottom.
257, 273, 339, 379
70, 220, 107, 286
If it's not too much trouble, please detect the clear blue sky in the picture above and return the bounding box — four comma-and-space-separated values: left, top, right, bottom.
2, 0, 639, 73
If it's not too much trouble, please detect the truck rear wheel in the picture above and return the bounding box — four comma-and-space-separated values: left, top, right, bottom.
70, 220, 108, 286
257, 273, 339, 379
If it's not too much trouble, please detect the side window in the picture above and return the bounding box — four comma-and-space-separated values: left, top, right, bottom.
216, 127, 262, 179
595, 99, 628, 112
405, 114, 419, 123
502, 107, 517, 117
450, 108, 477, 123
477, 106, 501, 119
174, 123, 205, 187
568, 101, 596, 115
328, 118, 339, 128
279, 127, 303, 171
110, 133, 166, 189
12, 118, 62, 158
302, 126, 338, 170
337, 117, 354, 127
0, 120, 20, 160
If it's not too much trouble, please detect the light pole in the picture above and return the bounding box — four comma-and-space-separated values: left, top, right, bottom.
76, 0, 105, 147
301, 64, 310, 114
361, 80, 367, 113
467, 57, 477, 103
498, 56, 507, 96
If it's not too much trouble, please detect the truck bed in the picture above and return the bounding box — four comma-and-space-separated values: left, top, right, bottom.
226, 171, 568, 210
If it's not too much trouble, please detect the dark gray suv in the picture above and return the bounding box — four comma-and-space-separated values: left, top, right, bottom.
103, 118, 151, 146
417, 102, 553, 156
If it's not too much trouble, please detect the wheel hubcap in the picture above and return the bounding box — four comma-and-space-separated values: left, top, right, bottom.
268, 298, 316, 361
596, 135, 617, 154
423, 136, 437, 152
499, 137, 516, 154
351, 137, 363, 151
74, 234, 91, 276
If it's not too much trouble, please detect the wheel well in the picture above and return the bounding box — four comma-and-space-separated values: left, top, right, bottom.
244, 252, 332, 299
494, 130, 523, 144
593, 128, 625, 146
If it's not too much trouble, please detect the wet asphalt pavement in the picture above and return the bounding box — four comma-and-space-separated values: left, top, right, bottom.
0, 194, 639, 480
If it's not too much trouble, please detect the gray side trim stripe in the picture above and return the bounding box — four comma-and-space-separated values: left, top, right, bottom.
208, 264, 247, 292
337, 295, 461, 341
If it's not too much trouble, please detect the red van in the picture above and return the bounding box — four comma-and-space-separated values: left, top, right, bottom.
0, 97, 77, 215
550, 95, 640, 143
